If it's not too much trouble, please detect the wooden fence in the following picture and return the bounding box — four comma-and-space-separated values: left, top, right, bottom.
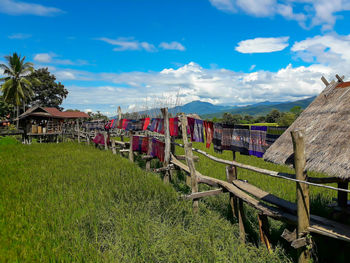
66, 108, 350, 263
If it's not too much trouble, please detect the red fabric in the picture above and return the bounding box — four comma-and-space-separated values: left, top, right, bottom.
93, 133, 105, 145
117, 119, 123, 129
204, 121, 214, 148
143, 118, 150, 130
132, 136, 139, 152
157, 140, 165, 162
141, 137, 149, 153
110, 119, 115, 128
169, 117, 178, 136
122, 119, 129, 130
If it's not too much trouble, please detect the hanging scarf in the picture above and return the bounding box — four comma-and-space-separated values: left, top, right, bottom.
249, 126, 268, 158
151, 138, 165, 162
222, 124, 234, 150
149, 118, 159, 132
193, 119, 204, 142
231, 125, 250, 155
156, 119, 164, 134
213, 123, 223, 153
204, 121, 214, 148
122, 119, 129, 130
132, 136, 149, 153
143, 118, 150, 130
169, 117, 179, 136
93, 133, 105, 145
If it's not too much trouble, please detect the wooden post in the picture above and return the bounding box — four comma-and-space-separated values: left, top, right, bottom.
112, 140, 116, 154
129, 131, 134, 162
337, 182, 348, 208
104, 131, 108, 150
77, 120, 80, 143
161, 108, 171, 183
118, 106, 124, 142
180, 114, 198, 212
258, 214, 272, 252
146, 136, 152, 171
291, 129, 311, 263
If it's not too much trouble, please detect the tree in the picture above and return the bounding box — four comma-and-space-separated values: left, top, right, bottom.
28, 68, 68, 110
278, 112, 296, 126
290, 106, 303, 117
266, 109, 281, 123
0, 95, 14, 119
0, 53, 35, 128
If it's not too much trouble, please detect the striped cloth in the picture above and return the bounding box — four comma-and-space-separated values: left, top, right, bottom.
266, 126, 287, 146
151, 138, 165, 162
169, 117, 179, 136
231, 125, 250, 155
204, 121, 214, 148
132, 136, 149, 153
213, 123, 223, 153
222, 124, 234, 151
193, 119, 204, 143
249, 126, 267, 158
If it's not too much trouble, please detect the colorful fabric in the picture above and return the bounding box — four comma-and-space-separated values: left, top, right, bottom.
93, 133, 105, 145
187, 117, 195, 138
143, 118, 150, 130
169, 117, 179, 136
110, 119, 116, 128
156, 119, 165, 134
221, 124, 234, 150
204, 121, 214, 149
231, 125, 250, 155
117, 119, 123, 129
213, 123, 223, 153
132, 136, 149, 153
122, 119, 129, 130
193, 119, 204, 142
249, 126, 268, 158
149, 118, 159, 132
151, 138, 165, 162
266, 126, 287, 146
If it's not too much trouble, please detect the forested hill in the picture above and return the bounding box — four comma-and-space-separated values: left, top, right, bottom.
201, 96, 315, 119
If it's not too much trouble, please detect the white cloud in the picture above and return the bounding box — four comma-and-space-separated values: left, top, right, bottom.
209, 0, 350, 30
249, 64, 256, 71
33, 53, 88, 66
291, 34, 350, 66
0, 0, 63, 16
8, 33, 31, 39
97, 37, 157, 52
235, 36, 289, 53
159, 41, 186, 51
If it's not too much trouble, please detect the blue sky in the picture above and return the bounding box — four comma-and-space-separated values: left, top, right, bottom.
1, 0, 350, 116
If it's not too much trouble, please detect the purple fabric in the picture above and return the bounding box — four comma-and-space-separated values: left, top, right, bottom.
249, 126, 267, 158
193, 119, 204, 142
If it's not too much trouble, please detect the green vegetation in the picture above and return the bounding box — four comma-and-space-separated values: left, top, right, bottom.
0, 143, 290, 262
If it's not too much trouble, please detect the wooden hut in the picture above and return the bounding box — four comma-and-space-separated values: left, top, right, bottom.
264, 75, 350, 208
17, 106, 89, 142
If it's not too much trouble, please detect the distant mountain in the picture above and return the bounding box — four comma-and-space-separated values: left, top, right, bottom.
201, 96, 316, 119
170, 100, 234, 115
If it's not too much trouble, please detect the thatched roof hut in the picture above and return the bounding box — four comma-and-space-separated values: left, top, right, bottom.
264, 76, 350, 179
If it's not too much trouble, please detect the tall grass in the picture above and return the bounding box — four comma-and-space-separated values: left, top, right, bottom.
0, 143, 290, 262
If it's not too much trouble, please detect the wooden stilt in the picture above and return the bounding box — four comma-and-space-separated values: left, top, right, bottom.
258, 214, 272, 251
291, 129, 311, 263
161, 108, 171, 183
129, 131, 134, 162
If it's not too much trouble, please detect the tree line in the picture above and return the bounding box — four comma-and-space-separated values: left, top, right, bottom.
211, 106, 303, 127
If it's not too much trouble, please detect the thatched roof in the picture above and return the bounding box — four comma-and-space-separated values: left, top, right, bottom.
263, 77, 350, 179
18, 106, 89, 120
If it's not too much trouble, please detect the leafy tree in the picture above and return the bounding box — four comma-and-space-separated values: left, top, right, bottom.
290, 106, 303, 117
0, 53, 36, 128
0, 95, 14, 119
254, 115, 266, 123
266, 109, 281, 123
28, 68, 68, 110
278, 112, 296, 126
88, 111, 108, 121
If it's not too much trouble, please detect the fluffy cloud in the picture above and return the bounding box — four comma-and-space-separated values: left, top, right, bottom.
235, 37, 289, 53
209, 0, 350, 30
33, 53, 88, 66
97, 37, 157, 52
0, 0, 63, 16
159, 41, 186, 51
8, 33, 31, 39
291, 34, 350, 66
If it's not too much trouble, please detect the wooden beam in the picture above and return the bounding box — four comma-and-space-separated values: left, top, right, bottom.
161, 108, 171, 183
111, 140, 116, 154
175, 155, 199, 162
321, 76, 329, 86
183, 189, 223, 200
180, 114, 198, 212
336, 74, 344, 82
291, 129, 311, 263
258, 214, 272, 252
129, 132, 134, 162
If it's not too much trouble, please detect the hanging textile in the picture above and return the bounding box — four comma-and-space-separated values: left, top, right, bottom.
132, 136, 149, 153
117, 119, 123, 129
249, 126, 268, 158
122, 119, 129, 130
231, 125, 250, 155
110, 119, 116, 129
149, 118, 159, 132
203, 121, 214, 149
143, 118, 150, 130
156, 119, 165, 134
169, 117, 179, 136
151, 138, 165, 162
187, 117, 195, 139
193, 119, 204, 143
213, 123, 223, 153
93, 133, 105, 145
221, 124, 234, 150
266, 126, 287, 146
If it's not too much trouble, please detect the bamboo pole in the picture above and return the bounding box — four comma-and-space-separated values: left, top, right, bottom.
104, 131, 108, 150
291, 129, 311, 263
161, 108, 171, 183
118, 106, 123, 142
77, 120, 80, 143
112, 139, 116, 154
129, 131, 134, 162
180, 114, 198, 212
258, 214, 272, 252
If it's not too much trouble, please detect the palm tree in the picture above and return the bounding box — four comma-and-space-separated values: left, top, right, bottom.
0, 53, 35, 128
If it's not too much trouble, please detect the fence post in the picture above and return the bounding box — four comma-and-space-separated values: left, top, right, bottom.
112, 139, 116, 154
104, 131, 108, 150
77, 120, 80, 143
118, 106, 124, 142
129, 131, 134, 162
291, 129, 311, 263
180, 114, 198, 212
161, 108, 171, 183
258, 213, 272, 251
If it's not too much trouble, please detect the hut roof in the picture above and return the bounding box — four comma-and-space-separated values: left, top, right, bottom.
18, 106, 89, 119
263, 77, 350, 179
